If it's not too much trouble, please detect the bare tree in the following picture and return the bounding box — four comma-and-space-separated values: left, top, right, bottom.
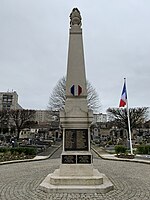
0, 110, 9, 134
48, 77, 66, 110
107, 107, 149, 131
86, 80, 100, 112
48, 76, 100, 112
9, 109, 36, 139
0, 110, 7, 123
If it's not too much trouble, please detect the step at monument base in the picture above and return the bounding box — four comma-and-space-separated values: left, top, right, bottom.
39, 168, 114, 193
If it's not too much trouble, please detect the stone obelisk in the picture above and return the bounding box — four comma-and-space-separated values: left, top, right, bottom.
60, 8, 93, 173
40, 8, 113, 193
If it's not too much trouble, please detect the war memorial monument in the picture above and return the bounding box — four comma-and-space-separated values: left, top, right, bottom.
40, 8, 113, 193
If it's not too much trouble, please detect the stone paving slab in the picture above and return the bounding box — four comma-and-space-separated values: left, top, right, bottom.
0, 144, 150, 199
0, 157, 150, 199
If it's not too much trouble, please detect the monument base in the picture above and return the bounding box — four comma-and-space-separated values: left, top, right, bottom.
39, 167, 114, 193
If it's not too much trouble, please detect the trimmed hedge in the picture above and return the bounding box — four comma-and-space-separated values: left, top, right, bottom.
136, 145, 150, 155
0, 147, 37, 155
115, 145, 127, 155
0, 148, 8, 153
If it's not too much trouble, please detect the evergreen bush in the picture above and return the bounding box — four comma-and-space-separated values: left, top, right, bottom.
115, 145, 127, 155
0, 147, 8, 153
137, 145, 150, 155
1, 147, 37, 155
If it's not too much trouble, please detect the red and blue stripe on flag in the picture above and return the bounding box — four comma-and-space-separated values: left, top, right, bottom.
70, 85, 82, 96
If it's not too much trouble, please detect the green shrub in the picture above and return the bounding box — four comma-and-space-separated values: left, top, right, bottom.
0, 147, 8, 153
10, 148, 16, 154
10, 147, 37, 155
23, 147, 37, 155
137, 145, 150, 155
108, 140, 113, 145
115, 145, 127, 155
0, 147, 37, 156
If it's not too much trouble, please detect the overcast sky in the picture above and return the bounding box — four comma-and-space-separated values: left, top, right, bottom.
0, 0, 150, 114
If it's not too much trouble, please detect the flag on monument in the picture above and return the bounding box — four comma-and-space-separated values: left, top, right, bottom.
70, 85, 82, 96
119, 81, 127, 107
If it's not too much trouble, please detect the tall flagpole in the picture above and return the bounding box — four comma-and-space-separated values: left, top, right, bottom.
124, 78, 133, 155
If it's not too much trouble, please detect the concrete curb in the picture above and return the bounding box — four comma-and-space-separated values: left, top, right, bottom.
0, 144, 62, 165
91, 147, 150, 165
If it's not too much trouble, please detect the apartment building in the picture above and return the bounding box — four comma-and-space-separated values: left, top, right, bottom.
0, 91, 22, 110
34, 110, 59, 124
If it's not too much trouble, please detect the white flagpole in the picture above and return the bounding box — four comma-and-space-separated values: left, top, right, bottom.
124, 78, 133, 155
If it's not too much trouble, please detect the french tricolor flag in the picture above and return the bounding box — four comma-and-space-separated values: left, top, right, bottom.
119, 80, 127, 107
71, 85, 82, 96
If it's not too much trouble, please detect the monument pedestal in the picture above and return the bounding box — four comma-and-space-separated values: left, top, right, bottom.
40, 148, 113, 193
40, 167, 113, 194
60, 151, 93, 175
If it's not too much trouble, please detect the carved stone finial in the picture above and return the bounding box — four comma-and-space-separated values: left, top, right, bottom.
70, 8, 82, 27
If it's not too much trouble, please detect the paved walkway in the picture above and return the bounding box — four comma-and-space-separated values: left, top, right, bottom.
92, 145, 150, 164
0, 144, 150, 199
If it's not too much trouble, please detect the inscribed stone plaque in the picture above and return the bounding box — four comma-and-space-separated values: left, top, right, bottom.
62, 155, 76, 164
64, 129, 76, 150
65, 129, 88, 151
77, 155, 92, 164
